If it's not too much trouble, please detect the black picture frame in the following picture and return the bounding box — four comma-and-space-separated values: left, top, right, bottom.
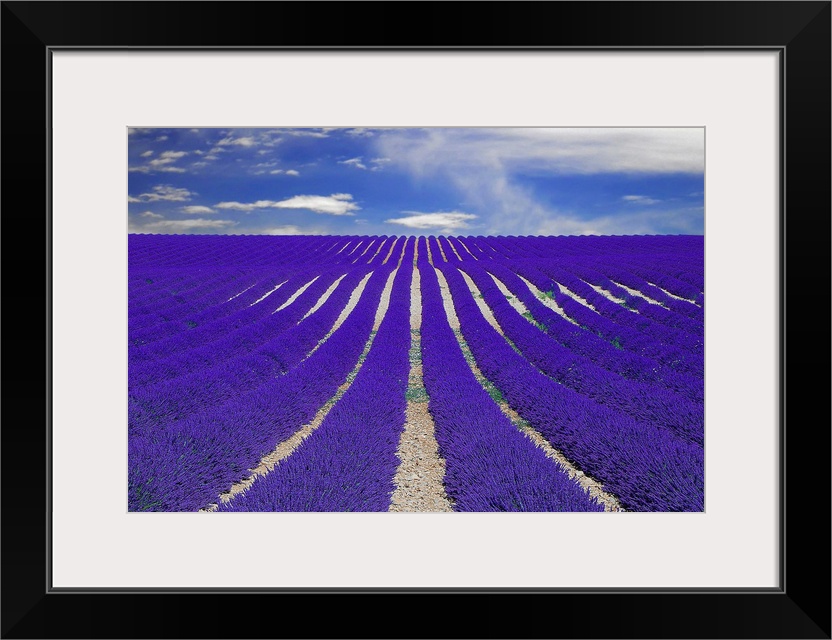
2, 2, 829, 638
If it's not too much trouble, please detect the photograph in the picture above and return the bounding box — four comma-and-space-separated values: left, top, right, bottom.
128, 126, 705, 513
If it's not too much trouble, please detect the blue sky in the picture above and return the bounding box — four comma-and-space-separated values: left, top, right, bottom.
128, 127, 704, 236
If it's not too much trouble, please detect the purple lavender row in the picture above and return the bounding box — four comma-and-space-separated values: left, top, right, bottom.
610, 235, 705, 282
353, 237, 381, 263
486, 242, 703, 357
457, 262, 703, 447
128, 269, 197, 304
129, 268, 306, 359
435, 236, 460, 262
322, 235, 360, 264
590, 263, 704, 322
130, 234, 332, 269
129, 267, 355, 387
129, 266, 334, 363
614, 244, 705, 282
331, 236, 365, 263
454, 236, 493, 261
344, 238, 367, 259
481, 235, 705, 299
536, 259, 704, 356
518, 234, 702, 265
480, 235, 527, 260
128, 240, 310, 307
129, 237, 392, 342
143, 236, 335, 268
219, 247, 414, 511
419, 263, 604, 512
347, 237, 375, 263
129, 270, 255, 330
128, 264, 393, 512
455, 236, 493, 260
502, 259, 704, 377
128, 271, 295, 345
507, 235, 705, 303
479, 262, 703, 405
128, 264, 253, 302
446, 236, 478, 261
128, 238, 345, 315
129, 267, 372, 433
365, 236, 391, 263
566, 262, 703, 336
614, 256, 704, 301
512, 234, 705, 294
501, 260, 704, 379
439, 263, 704, 512
128, 233, 316, 277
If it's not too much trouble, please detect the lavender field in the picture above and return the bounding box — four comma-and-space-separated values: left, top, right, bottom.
128, 234, 704, 513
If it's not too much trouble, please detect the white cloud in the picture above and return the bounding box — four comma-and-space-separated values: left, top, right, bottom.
204, 155, 219, 161
376, 128, 704, 176
215, 193, 358, 216
338, 157, 367, 170
622, 195, 660, 205
223, 225, 329, 236
136, 185, 194, 202
130, 218, 237, 233
215, 200, 275, 212
369, 157, 391, 171
217, 136, 256, 147
266, 128, 329, 138
285, 169, 300, 176
149, 150, 188, 166
259, 225, 304, 235
273, 195, 357, 215
385, 211, 477, 234
254, 162, 278, 168
155, 135, 169, 142
192, 161, 209, 168
345, 128, 374, 137
269, 169, 284, 175
139, 211, 163, 219
128, 195, 141, 203
190, 128, 200, 133
181, 205, 216, 214
131, 150, 189, 174
140, 150, 154, 157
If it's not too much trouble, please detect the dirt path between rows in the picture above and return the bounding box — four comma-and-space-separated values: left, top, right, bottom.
389, 262, 454, 512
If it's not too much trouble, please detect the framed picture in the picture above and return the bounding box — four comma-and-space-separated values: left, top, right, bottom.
3, 1, 829, 638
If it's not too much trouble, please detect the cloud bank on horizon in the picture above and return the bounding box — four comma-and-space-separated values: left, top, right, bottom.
128, 127, 704, 236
